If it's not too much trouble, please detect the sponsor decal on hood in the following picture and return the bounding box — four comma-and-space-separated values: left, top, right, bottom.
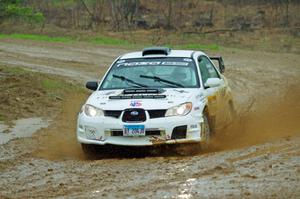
130, 100, 142, 107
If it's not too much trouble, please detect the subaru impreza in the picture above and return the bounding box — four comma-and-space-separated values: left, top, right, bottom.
77, 47, 234, 154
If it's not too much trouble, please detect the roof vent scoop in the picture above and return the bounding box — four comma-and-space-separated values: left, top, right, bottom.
142, 47, 171, 56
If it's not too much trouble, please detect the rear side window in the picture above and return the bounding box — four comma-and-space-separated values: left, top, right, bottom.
198, 56, 219, 84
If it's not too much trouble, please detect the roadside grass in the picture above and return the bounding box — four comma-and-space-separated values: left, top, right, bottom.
0, 33, 220, 51
2, 65, 84, 92
0, 65, 87, 122
42, 77, 85, 100
0, 33, 130, 46
3, 66, 29, 75
0, 113, 4, 121
89, 36, 129, 45
41, 78, 85, 99
41, 79, 65, 91
0, 33, 73, 43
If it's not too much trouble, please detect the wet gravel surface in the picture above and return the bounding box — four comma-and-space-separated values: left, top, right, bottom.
0, 39, 299, 198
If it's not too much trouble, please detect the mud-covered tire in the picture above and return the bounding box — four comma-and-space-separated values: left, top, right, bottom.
81, 144, 98, 158
201, 110, 211, 150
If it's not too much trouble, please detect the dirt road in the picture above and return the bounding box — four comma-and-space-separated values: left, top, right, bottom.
0, 39, 300, 198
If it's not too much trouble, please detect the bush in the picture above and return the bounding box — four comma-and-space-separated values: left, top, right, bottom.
1, 2, 45, 25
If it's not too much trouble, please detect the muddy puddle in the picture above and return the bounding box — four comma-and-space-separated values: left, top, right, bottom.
0, 117, 49, 145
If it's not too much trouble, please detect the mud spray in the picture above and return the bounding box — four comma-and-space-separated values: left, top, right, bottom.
34, 82, 300, 160
210, 83, 300, 152
34, 93, 87, 160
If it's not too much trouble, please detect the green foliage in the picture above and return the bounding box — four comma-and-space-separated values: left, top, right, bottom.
0, 1, 44, 25
5, 4, 45, 24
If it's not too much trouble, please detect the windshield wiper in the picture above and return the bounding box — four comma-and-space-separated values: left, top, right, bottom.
113, 75, 148, 88
140, 75, 184, 88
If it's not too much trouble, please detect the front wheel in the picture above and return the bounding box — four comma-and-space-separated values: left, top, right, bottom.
81, 143, 98, 158
201, 111, 211, 149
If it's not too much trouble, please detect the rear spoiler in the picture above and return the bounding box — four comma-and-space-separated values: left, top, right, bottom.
210, 56, 225, 74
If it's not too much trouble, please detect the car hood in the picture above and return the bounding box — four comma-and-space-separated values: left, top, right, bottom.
85, 88, 198, 110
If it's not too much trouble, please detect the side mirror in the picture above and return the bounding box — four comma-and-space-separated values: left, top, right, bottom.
204, 78, 222, 88
86, 81, 98, 91
210, 56, 225, 74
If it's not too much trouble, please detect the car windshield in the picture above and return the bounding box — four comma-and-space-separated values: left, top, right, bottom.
100, 57, 199, 90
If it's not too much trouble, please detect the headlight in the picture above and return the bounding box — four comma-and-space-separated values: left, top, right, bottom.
165, 102, 192, 117
82, 104, 104, 117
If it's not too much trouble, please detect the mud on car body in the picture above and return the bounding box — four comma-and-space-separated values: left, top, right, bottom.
77, 47, 234, 153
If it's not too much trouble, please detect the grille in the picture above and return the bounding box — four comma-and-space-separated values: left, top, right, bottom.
111, 130, 123, 136
148, 109, 167, 119
104, 109, 167, 119
146, 130, 161, 136
109, 95, 166, 99
122, 109, 146, 122
104, 110, 122, 118
110, 129, 161, 136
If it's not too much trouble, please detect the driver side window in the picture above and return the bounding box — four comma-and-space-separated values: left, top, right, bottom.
198, 56, 220, 84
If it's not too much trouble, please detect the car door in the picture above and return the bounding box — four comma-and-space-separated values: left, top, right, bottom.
198, 55, 225, 128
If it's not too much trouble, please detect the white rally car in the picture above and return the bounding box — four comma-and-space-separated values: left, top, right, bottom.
77, 47, 234, 153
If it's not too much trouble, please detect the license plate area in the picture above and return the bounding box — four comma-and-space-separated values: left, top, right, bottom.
123, 125, 145, 136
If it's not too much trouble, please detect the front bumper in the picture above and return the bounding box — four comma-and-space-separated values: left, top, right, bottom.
77, 112, 204, 146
